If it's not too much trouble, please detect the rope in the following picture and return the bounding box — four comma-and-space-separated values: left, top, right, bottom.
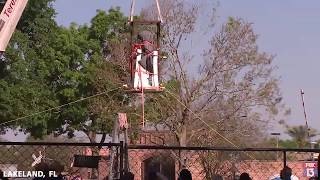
164, 89, 256, 160
0, 87, 122, 126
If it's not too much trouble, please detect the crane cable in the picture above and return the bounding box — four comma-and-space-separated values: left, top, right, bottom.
128, 0, 163, 23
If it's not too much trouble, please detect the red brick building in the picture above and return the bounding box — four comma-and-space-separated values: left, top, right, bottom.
76, 124, 316, 180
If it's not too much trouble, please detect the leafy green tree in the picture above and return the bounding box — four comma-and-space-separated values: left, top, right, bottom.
0, 0, 59, 137
279, 139, 299, 148
285, 125, 318, 148
260, 137, 298, 148
52, 9, 129, 143
0, 0, 129, 142
90, 8, 127, 44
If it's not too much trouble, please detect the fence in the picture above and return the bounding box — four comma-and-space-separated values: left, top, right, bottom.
0, 142, 123, 180
126, 145, 320, 180
0, 142, 319, 180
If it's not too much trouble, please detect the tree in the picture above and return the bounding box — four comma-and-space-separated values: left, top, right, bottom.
0, 0, 60, 137
0, 1, 130, 143
260, 137, 298, 148
142, 0, 285, 147
285, 125, 318, 148
53, 8, 130, 143
141, 1, 287, 177
279, 139, 299, 149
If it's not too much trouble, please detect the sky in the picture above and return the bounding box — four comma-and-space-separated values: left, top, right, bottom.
3, 0, 320, 141
53, 0, 320, 132
55, 0, 320, 136
214, 0, 320, 135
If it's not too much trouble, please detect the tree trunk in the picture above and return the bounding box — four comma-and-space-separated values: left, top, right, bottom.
88, 130, 97, 143
109, 118, 120, 180
86, 131, 99, 179
179, 105, 190, 147
179, 124, 187, 147
85, 118, 98, 179
178, 124, 188, 169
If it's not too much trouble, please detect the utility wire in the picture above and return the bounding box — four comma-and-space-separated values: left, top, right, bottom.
164, 89, 256, 160
0, 87, 122, 126
0, 84, 255, 159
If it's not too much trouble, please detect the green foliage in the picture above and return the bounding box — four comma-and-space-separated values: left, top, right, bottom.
285, 125, 318, 148
0, 0, 58, 136
144, 80, 180, 124
18, 0, 56, 32
262, 124, 319, 149
279, 139, 299, 148
90, 8, 127, 43
51, 8, 129, 139
0, 2, 129, 140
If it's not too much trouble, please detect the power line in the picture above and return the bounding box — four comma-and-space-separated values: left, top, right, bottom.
1, 83, 255, 159
0, 87, 122, 126
164, 89, 255, 160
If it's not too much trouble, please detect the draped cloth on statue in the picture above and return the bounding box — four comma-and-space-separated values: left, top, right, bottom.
137, 31, 154, 74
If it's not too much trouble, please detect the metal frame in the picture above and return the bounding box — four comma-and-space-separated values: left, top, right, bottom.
126, 145, 320, 152
129, 20, 161, 84
128, 0, 162, 88
0, 141, 122, 146
1, 142, 320, 178
127, 145, 320, 176
0, 141, 125, 179
127, 1, 164, 128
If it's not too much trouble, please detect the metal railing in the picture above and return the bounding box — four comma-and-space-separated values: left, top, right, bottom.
0, 142, 123, 180
126, 145, 320, 180
0, 142, 319, 180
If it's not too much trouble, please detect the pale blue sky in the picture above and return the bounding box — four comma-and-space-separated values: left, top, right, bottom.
3, 0, 320, 141
53, 0, 320, 131
214, 0, 320, 131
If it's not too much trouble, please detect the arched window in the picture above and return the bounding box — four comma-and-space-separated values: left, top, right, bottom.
143, 155, 175, 180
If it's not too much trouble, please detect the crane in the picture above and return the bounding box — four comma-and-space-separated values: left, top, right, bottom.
300, 89, 311, 140
0, 0, 28, 54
